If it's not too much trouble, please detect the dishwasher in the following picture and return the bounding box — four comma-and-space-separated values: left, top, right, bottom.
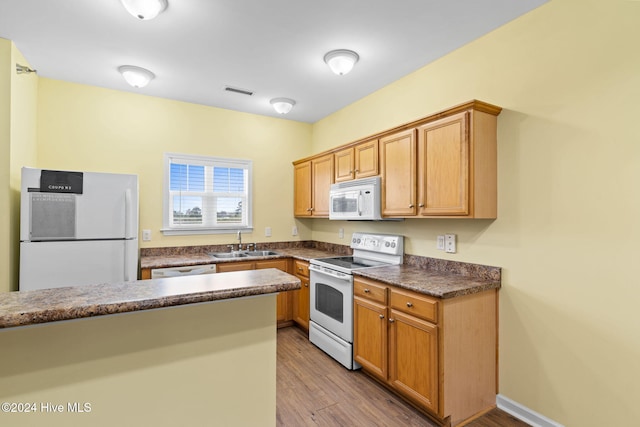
151, 264, 217, 279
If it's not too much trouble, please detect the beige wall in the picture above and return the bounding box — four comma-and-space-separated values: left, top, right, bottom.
0, 295, 277, 427
36, 78, 314, 251
311, 1, 640, 426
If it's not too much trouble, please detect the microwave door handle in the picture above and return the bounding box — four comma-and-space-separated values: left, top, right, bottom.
358, 191, 363, 216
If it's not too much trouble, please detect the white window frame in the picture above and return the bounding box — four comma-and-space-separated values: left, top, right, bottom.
161, 152, 253, 235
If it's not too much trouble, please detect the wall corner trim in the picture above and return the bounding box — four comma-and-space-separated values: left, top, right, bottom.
496, 394, 565, 427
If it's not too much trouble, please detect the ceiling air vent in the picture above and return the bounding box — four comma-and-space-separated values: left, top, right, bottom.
224, 86, 254, 96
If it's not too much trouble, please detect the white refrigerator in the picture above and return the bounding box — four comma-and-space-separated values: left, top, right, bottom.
19, 167, 139, 291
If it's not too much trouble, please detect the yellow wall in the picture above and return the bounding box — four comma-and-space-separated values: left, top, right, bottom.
0, 39, 11, 293
0, 295, 277, 427
311, 1, 640, 426
0, 39, 38, 293
36, 78, 313, 250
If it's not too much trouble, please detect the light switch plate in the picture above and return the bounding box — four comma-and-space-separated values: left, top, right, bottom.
436, 235, 445, 250
292, 226, 298, 236
338, 228, 344, 239
142, 229, 151, 241
265, 227, 272, 237
445, 234, 457, 253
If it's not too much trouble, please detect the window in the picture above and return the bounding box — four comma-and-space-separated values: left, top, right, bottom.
162, 153, 253, 235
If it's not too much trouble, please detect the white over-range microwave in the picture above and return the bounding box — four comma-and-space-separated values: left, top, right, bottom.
329, 176, 382, 220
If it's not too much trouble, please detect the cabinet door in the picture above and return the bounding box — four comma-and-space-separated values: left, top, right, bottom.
311, 154, 334, 217
380, 129, 417, 216
354, 139, 379, 179
334, 147, 354, 182
389, 309, 439, 414
292, 275, 310, 331
215, 261, 255, 272
417, 112, 469, 215
256, 259, 291, 324
354, 296, 388, 381
293, 161, 312, 217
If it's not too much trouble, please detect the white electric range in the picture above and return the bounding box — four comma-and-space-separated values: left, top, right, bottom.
309, 232, 404, 369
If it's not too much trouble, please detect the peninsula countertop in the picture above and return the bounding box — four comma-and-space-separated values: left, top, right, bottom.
0, 268, 300, 329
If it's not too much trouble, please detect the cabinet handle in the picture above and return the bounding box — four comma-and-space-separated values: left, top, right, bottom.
364, 289, 370, 293
354, 169, 359, 173
389, 318, 395, 323
304, 283, 309, 287
418, 203, 424, 208
409, 204, 414, 208
406, 302, 413, 308
379, 314, 385, 319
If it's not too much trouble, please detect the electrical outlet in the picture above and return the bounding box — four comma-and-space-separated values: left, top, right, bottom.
142, 229, 151, 241
338, 228, 344, 239
292, 226, 298, 236
445, 234, 457, 253
436, 235, 445, 250
265, 227, 272, 237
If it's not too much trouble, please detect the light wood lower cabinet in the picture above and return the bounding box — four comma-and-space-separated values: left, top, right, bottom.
291, 260, 310, 332
215, 259, 293, 328
354, 276, 497, 427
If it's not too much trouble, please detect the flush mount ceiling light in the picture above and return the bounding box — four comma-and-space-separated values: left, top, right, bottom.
118, 65, 155, 88
270, 98, 296, 115
324, 49, 359, 76
120, 0, 168, 20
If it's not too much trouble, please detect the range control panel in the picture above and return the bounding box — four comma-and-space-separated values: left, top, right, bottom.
351, 232, 404, 256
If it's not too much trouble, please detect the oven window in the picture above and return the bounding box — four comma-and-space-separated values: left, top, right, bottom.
315, 283, 344, 323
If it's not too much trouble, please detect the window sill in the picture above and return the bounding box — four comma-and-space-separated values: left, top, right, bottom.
161, 226, 254, 236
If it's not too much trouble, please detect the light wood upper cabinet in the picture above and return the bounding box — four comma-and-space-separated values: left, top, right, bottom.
417, 108, 497, 218
380, 129, 417, 216
293, 100, 501, 220
293, 154, 334, 217
417, 112, 469, 216
334, 139, 379, 182
311, 154, 333, 217
293, 161, 312, 217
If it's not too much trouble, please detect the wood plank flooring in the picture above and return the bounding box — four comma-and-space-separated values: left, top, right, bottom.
277, 327, 530, 427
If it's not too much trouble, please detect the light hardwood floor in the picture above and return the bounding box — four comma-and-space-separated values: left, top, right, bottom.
277, 327, 529, 427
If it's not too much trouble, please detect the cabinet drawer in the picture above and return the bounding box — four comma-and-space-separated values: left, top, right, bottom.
390, 288, 438, 323
293, 260, 309, 277
354, 278, 387, 304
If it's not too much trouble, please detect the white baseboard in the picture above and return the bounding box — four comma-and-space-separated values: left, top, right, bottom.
496, 394, 564, 427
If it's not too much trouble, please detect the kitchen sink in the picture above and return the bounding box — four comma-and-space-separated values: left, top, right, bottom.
208, 250, 280, 259
209, 252, 248, 259
243, 250, 280, 257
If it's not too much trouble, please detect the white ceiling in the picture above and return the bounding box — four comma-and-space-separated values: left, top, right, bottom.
0, 0, 546, 123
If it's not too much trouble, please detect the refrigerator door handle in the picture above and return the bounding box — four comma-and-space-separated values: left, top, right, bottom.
124, 189, 133, 239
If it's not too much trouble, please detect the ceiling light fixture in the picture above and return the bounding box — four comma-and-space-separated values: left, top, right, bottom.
324, 49, 359, 76
120, 0, 168, 20
270, 98, 296, 115
118, 65, 155, 88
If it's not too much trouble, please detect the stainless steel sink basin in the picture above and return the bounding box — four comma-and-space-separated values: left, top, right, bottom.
208, 250, 279, 259
209, 252, 248, 259
243, 250, 280, 257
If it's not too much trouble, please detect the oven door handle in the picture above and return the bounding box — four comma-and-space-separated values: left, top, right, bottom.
309, 264, 350, 279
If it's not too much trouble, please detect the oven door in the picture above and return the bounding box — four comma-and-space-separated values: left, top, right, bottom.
309, 264, 353, 343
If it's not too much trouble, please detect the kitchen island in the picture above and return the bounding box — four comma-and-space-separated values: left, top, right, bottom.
0, 269, 300, 427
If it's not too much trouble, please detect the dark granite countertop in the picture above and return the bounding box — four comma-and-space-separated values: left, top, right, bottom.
139, 242, 501, 300
0, 269, 300, 329
354, 265, 500, 299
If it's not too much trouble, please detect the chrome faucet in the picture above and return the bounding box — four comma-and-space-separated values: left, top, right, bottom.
237, 230, 242, 251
